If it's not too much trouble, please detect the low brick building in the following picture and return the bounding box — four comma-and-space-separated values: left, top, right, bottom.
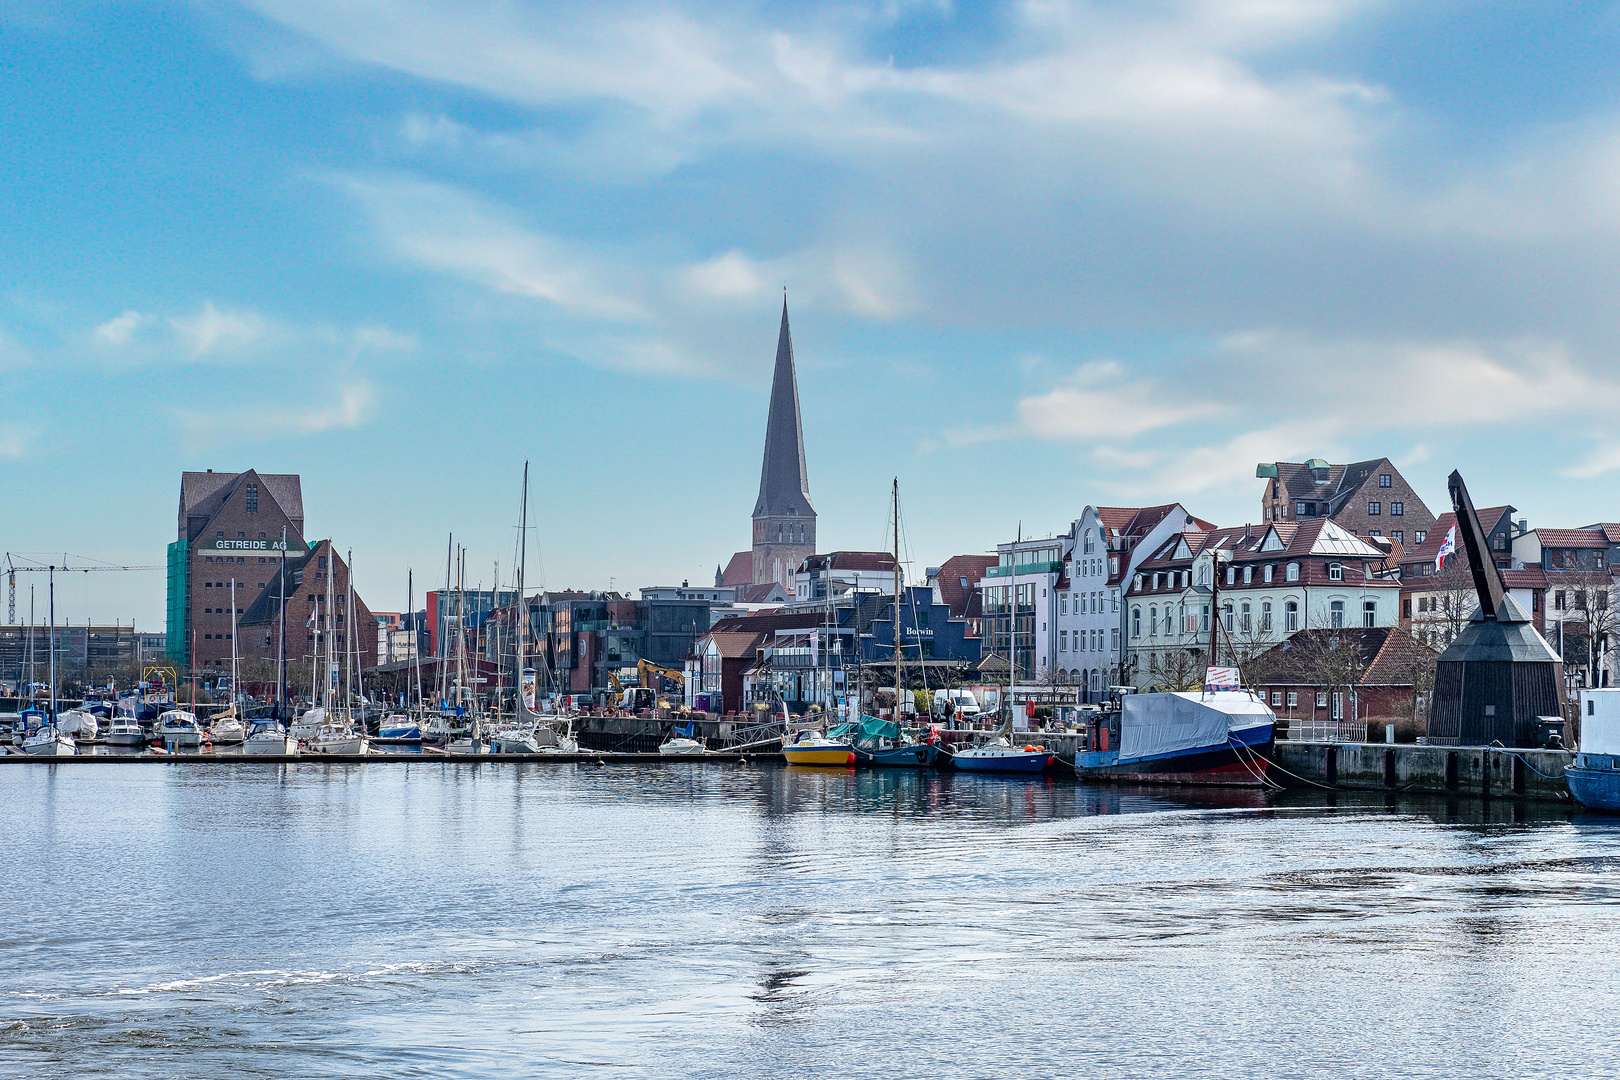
1250, 626, 1438, 740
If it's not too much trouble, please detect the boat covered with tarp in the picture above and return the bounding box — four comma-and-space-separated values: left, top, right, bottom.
1074, 691, 1274, 786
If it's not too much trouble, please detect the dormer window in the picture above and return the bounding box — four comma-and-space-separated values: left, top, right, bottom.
1243, 566, 1253, 584
1263, 564, 1273, 583
1328, 562, 1344, 582
1225, 566, 1235, 586
1285, 562, 1299, 582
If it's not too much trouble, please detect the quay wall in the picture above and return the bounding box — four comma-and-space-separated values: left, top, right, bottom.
1276, 742, 1574, 802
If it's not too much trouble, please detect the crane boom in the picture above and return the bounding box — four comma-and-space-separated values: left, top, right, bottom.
3, 553, 161, 623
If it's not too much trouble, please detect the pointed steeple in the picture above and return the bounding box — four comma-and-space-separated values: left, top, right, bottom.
754, 297, 812, 517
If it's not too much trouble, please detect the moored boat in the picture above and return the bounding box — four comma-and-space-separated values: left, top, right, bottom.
244, 719, 298, 756
781, 727, 856, 766
946, 734, 1052, 773
21, 726, 76, 757
157, 709, 203, 748
1567, 689, 1620, 811
848, 716, 939, 767
658, 736, 706, 756
378, 714, 422, 740
56, 708, 99, 741
1073, 691, 1274, 786
307, 722, 369, 755
106, 715, 145, 747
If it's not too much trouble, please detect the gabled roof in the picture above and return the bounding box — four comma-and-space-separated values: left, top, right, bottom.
1251, 627, 1438, 687
708, 611, 826, 635
1501, 567, 1549, 590
718, 551, 753, 587
236, 541, 326, 626
180, 470, 304, 533
1399, 507, 1511, 566
1589, 523, 1620, 544
735, 582, 789, 603
802, 551, 898, 573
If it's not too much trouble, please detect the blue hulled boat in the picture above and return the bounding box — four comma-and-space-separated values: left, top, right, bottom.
1567, 689, 1620, 811
844, 716, 940, 768
1074, 691, 1275, 787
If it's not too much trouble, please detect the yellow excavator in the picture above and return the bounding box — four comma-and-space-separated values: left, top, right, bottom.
608, 660, 685, 711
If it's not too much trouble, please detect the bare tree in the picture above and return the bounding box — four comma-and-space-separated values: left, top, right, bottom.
1558, 570, 1618, 688
1413, 555, 1478, 649
1148, 647, 1204, 692
1386, 628, 1439, 727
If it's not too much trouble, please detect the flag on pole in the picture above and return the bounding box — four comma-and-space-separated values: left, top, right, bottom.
307, 603, 317, 629
1434, 524, 1457, 571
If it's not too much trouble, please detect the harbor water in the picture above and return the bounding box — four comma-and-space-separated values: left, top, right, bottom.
2, 763, 1618, 1078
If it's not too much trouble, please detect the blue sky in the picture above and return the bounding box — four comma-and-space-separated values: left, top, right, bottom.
6, 0, 1620, 629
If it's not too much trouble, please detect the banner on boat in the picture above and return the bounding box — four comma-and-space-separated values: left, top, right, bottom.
1204, 666, 1241, 692
198, 537, 309, 555
521, 669, 536, 711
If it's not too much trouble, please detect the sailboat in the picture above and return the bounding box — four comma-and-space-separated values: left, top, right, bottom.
307, 549, 370, 755
21, 573, 75, 756
854, 479, 940, 767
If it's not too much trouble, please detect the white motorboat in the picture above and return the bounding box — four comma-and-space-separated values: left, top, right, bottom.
157, 709, 203, 748
306, 722, 369, 756
446, 736, 488, 755
658, 736, 706, 756
378, 714, 422, 739
56, 709, 99, 741
490, 726, 541, 754
106, 715, 145, 747
22, 726, 76, 756
244, 719, 298, 756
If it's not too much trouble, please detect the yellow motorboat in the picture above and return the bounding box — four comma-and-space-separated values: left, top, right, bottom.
781, 728, 856, 766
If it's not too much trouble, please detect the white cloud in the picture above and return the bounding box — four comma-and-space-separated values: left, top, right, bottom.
1562, 442, 1620, 481
1017, 360, 1222, 441
168, 301, 272, 357
335, 174, 646, 321
181, 381, 376, 445
88, 301, 415, 367
682, 250, 775, 301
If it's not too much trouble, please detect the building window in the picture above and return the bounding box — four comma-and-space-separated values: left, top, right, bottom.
1288, 691, 1298, 708
1263, 564, 1274, 583
1393, 530, 1403, 544
1223, 603, 1234, 632
1240, 602, 1252, 632
1555, 591, 1567, 611
1271, 690, 1282, 706
1328, 563, 1344, 582
1391, 502, 1403, 516
1331, 600, 1346, 628
1060, 594, 1067, 614
1286, 601, 1299, 631
245, 483, 258, 513
1296, 502, 1307, 517
1261, 601, 1273, 631
1379, 474, 1391, 487
1415, 531, 1427, 544
1149, 606, 1158, 636
1364, 600, 1377, 627
1332, 692, 1344, 720
1403, 598, 1412, 618
1243, 566, 1252, 584
1316, 691, 1328, 708
1132, 608, 1141, 638
1201, 605, 1211, 633
1369, 530, 1380, 537
1368, 501, 1381, 515
1286, 562, 1299, 582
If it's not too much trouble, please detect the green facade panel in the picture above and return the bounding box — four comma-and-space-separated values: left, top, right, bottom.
166, 539, 188, 664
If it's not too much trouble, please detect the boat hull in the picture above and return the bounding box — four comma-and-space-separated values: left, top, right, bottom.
244, 736, 298, 756
857, 743, 939, 767
1075, 723, 1273, 787
22, 736, 76, 757
1567, 764, 1620, 811
948, 749, 1052, 773
106, 732, 145, 747
782, 745, 856, 766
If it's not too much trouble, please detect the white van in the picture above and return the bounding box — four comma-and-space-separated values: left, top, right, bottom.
932, 689, 981, 721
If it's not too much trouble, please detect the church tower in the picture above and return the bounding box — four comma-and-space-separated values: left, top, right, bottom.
752, 299, 816, 588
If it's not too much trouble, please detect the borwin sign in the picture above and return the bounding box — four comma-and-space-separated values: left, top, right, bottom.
199, 538, 309, 556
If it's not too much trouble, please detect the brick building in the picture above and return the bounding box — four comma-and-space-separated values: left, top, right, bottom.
168, 469, 310, 669
1249, 627, 1438, 740
1256, 457, 1435, 546
236, 539, 378, 677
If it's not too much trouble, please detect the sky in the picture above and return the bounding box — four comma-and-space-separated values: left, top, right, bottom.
6, 0, 1620, 629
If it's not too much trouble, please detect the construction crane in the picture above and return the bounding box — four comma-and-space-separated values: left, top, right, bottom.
3, 553, 162, 623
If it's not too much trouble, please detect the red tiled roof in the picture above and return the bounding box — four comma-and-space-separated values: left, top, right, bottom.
1590, 523, 1620, 544
1501, 567, 1549, 589
1535, 528, 1609, 549
719, 551, 753, 587
936, 554, 998, 618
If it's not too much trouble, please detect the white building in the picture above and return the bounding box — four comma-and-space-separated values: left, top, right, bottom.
1052, 504, 1207, 701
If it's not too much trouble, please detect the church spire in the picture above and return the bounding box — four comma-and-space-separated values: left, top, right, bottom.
753, 297, 812, 517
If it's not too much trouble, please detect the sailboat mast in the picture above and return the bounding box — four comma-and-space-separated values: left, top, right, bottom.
48, 567, 56, 725
230, 578, 239, 712
410, 569, 423, 710
893, 479, 901, 722
348, 549, 362, 722
325, 544, 336, 713
517, 460, 528, 715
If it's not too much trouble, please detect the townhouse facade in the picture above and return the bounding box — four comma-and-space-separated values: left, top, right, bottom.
1399, 506, 1520, 648
1050, 504, 1206, 700
1124, 519, 1402, 691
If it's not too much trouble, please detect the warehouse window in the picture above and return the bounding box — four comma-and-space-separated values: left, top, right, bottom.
1391, 502, 1403, 516
246, 483, 258, 513
1379, 474, 1391, 487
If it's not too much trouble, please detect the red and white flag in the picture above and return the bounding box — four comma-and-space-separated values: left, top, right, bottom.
1434, 524, 1457, 571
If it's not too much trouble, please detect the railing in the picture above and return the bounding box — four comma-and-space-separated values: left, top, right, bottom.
1285, 718, 1368, 743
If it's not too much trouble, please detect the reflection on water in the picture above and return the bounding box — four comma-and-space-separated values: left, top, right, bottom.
0, 762, 1614, 1080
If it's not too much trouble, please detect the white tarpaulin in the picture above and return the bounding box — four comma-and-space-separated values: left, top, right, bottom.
1118, 692, 1275, 761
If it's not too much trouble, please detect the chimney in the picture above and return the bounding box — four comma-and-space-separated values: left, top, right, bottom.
1518, 519, 1528, 535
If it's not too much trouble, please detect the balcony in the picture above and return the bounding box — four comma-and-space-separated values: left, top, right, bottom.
985, 561, 1064, 578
